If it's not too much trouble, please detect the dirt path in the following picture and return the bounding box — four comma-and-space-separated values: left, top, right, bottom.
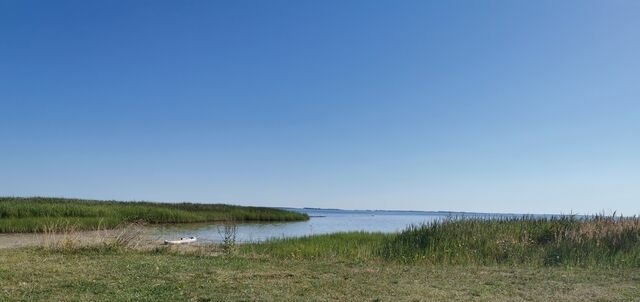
0, 228, 165, 249
0, 233, 44, 249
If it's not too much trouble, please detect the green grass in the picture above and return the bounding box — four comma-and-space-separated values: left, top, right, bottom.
1, 247, 639, 301
243, 232, 393, 261
379, 216, 640, 266
0, 197, 308, 232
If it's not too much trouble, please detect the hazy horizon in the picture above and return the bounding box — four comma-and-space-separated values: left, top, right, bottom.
2, 1, 639, 215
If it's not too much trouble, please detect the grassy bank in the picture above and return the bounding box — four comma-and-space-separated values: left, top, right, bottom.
380, 216, 640, 266
0, 197, 308, 232
243, 216, 640, 267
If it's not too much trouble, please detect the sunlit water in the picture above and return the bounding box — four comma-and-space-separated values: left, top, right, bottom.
151, 208, 558, 243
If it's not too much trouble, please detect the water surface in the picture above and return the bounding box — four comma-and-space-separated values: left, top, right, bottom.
152, 208, 555, 243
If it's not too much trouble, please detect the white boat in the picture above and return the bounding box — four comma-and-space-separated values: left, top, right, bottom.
164, 236, 197, 245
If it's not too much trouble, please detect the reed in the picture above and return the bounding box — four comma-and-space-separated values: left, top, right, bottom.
379, 215, 640, 266
0, 197, 308, 233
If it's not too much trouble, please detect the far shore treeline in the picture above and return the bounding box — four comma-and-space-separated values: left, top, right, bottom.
0, 197, 309, 233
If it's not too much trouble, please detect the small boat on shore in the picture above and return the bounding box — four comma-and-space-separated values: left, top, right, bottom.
164, 236, 197, 245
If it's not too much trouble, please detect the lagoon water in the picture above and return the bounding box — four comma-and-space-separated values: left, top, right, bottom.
152, 208, 548, 243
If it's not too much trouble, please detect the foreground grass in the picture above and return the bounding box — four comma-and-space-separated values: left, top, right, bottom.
1, 247, 639, 301
0, 197, 308, 232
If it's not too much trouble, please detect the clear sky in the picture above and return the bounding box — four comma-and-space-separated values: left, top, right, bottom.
1, 1, 639, 214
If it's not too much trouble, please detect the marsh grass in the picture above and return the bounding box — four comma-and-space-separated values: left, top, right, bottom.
0, 197, 308, 233
379, 215, 640, 266
241, 216, 640, 267
21, 216, 640, 268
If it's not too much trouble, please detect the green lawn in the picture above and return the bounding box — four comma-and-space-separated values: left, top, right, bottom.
1, 248, 638, 301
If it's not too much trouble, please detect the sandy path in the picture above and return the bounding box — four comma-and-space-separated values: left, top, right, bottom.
0, 228, 166, 249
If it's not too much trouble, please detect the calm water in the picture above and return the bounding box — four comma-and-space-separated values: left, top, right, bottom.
152, 208, 556, 243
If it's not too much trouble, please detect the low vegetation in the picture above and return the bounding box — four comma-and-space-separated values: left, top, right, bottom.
244, 232, 392, 261
0, 197, 308, 232
2, 214, 640, 300
380, 216, 640, 266
242, 216, 640, 267
3, 200, 638, 268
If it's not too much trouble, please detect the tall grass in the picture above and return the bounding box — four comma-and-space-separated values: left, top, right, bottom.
0, 197, 308, 232
379, 216, 640, 267
239, 216, 640, 267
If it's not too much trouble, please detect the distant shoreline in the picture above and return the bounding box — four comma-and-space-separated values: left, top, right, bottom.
289, 207, 589, 218
0, 197, 308, 233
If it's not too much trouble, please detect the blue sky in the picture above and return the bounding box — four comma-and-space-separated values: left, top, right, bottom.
1, 1, 639, 214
